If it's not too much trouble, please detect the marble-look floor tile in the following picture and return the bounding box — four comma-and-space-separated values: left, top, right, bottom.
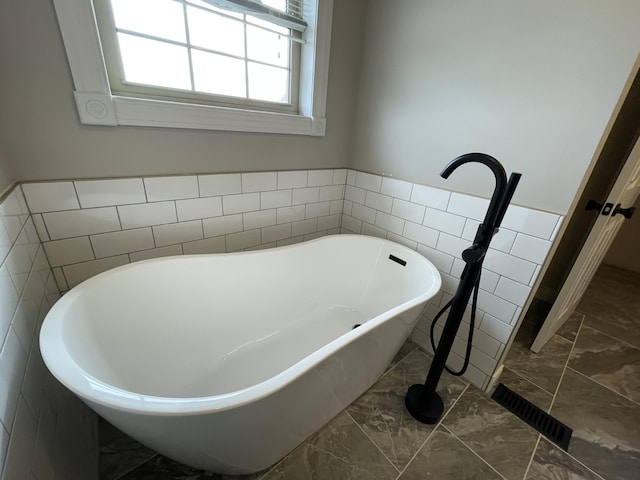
443, 381, 540, 480
99, 418, 158, 480
493, 367, 553, 412
555, 312, 584, 343
387, 338, 419, 372
504, 333, 573, 395
118, 454, 262, 480
398, 426, 503, 480
262, 411, 398, 480
525, 437, 604, 480
347, 349, 467, 470
569, 325, 640, 403
578, 265, 640, 348
551, 368, 640, 480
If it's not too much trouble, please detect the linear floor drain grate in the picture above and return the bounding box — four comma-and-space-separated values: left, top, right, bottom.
491, 383, 572, 451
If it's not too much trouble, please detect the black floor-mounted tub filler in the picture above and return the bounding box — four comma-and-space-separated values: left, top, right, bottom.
405, 153, 522, 424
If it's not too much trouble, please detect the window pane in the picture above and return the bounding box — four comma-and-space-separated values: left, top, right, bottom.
187, 6, 244, 57
247, 25, 289, 68
186, 0, 243, 19
248, 62, 288, 103
247, 15, 289, 35
110, 0, 186, 43
117, 33, 192, 90
192, 50, 247, 98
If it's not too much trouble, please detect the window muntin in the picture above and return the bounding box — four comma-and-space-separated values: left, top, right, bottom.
98, 0, 300, 110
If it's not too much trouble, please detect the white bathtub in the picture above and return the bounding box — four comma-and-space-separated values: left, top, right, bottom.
40, 234, 441, 474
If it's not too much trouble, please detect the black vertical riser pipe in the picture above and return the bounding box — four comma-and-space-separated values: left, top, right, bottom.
405, 153, 521, 424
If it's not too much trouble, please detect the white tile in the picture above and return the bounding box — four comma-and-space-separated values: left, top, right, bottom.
305, 202, 330, 219
20, 339, 48, 419
342, 200, 353, 216
31, 214, 49, 242
0, 220, 11, 265
362, 222, 386, 238
330, 200, 343, 215
0, 423, 8, 477
387, 232, 417, 250
51, 267, 68, 292
423, 208, 465, 237
153, 220, 203, 247
484, 249, 537, 284
341, 215, 362, 234
480, 314, 512, 343
292, 187, 320, 205
226, 229, 261, 251
261, 190, 292, 209
447, 193, 490, 221
333, 169, 347, 185
381, 177, 412, 201
476, 289, 518, 325
550, 216, 564, 242
292, 219, 317, 237
242, 172, 277, 193
144, 176, 198, 201
410, 184, 450, 210
435, 232, 471, 258
222, 193, 260, 215
494, 277, 531, 307
469, 328, 502, 358
501, 205, 561, 240
243, 209, 277, 230
43, 207, 120, 240
176, 196, 223, 221
118, 202, 177, 229
262, 223, 292, 243
403, 221, 439, 248
304, 231, 327, 241
391, 199, 425, 223
2, 397, 37, 480
346, 170, 357, 186
21, 182, 79, 213
375, 212, 404, 235
462, 219, 517, 253
62, 255, 130, 288
198, 174, 242, 197
5, 243, 32, 293
74, 178, 146, 208
510, 233, 552, 264
278, 171, 307, 189
277, 236, 304, 247
0, 328, 27, 431
182, 236, 226, 255
0, 265, 20, 342
416, 245, 454, 273
530, 265, 542, 287
319, 185, 344, 202
354, 171, 381, 192
31, 396, 56, 480
203, 214, 243, 237
276, 205, 305, 224
439, 272, 459, 296
317, 215, 341, 231
365, 191, 393, 213
90, 228, 154, 258
129, 244, 182, 262
43, 237, 94, 267
344, 185, 365, 205
307, 170, 333, 187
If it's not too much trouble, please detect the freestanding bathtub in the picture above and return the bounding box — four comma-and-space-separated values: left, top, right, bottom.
40, 234, 441, 474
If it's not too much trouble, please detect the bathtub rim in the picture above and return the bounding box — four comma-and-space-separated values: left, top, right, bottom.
40, 235, 442, 416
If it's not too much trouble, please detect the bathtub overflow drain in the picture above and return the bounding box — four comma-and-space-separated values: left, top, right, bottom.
352, 324, 362, 329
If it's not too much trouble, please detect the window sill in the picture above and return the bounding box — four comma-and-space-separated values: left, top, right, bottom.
75, 92, 326, 135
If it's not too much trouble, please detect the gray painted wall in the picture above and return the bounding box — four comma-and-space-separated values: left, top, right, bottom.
0, 148, 15, 194
0, 0, 366, 181
349, 0, 640, 214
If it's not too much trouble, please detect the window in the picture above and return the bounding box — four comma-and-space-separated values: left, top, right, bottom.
52, 0, 333, 135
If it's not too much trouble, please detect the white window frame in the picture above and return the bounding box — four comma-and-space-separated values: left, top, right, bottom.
52, 0, 333, 136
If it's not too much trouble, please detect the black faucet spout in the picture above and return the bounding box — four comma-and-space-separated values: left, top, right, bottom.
440, 153, 509, 233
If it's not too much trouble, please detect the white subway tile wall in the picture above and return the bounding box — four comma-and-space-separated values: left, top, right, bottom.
19, 169, 563, 392
23, 170, 346, 291
0, 186, 97, 480
341, 171, 562, 390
